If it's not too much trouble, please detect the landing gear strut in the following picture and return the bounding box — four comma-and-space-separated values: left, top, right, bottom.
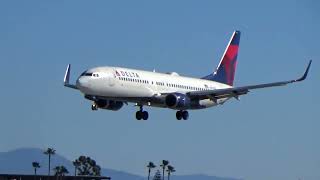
176, 110, 189, 120
136, 105, 149, 120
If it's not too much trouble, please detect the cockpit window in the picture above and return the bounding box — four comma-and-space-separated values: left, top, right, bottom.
93, 73, 99, 77
81, 71, 93, 76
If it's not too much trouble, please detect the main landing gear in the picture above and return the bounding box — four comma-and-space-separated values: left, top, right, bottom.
176, 110, 189, 120
136, 106, 149, 120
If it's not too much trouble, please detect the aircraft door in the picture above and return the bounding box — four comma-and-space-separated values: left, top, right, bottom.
108, 69, 116, 87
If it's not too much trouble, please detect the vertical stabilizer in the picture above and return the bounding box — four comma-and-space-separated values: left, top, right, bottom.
202, 31, 241, 86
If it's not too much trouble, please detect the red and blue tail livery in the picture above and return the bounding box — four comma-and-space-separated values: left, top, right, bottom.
202, 30, 241, 86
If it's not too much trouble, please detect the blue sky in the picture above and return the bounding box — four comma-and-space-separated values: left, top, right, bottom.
0, 1, 319, 180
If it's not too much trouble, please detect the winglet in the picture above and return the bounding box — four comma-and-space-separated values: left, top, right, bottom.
64, 64, 78, 89
64, 64, 71, 85
295, 60, 312, 82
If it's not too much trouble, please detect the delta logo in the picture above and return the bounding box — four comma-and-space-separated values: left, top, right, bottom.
115, 70, 140, 78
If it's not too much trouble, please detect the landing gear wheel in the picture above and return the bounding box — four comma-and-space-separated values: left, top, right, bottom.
176, 111, 183, 120
91, 104, 98, 111
136, 111, 142, 120
136, 105, 149, 120
182, 111, 189, 120
142, 111, 149, 120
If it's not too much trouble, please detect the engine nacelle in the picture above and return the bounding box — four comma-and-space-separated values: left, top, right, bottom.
95, 99, 123, 111
165, 93, 191, 109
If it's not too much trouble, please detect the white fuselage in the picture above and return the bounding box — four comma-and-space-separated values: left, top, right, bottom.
76, 66, 232, 109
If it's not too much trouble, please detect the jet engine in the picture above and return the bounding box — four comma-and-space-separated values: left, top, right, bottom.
165, 93, 191, 109
95, 99, 123, 111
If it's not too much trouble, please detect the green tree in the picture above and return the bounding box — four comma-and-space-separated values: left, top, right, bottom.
160, 160, 169, 180
32, 162, 40, 175
75, 155, 101, 176
166, 165, 175, 180
53, 165, 69, 176
153, 170, 162, 180
146, 162, 156, 180
72, 159, 81, 176
43, 148, 56, 175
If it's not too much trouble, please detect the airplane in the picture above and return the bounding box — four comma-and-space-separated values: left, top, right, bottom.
63, 30, 312, 120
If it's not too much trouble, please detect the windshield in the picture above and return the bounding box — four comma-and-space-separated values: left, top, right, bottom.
80, 71, 93, 76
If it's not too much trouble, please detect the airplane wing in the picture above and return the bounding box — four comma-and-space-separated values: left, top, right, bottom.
187, 60, 312, 101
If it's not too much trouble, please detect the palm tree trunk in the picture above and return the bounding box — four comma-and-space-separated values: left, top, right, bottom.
148, 168, 150, 180
168, 172, 170, 180
74, 166, 77, 176
48, 154, 51, 175
162, 167, 165, 180
34, 168, 36, 180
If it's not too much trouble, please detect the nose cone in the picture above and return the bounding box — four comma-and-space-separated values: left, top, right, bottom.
76, 76, 90, 91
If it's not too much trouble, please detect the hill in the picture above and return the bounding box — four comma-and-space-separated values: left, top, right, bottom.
0, 148, 242, 180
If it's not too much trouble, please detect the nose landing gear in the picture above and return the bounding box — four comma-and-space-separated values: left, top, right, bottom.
176, 110, 189, 120
135, 105, 149, 120
91, 104, 98, 111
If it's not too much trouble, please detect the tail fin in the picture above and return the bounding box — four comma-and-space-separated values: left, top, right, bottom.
202, 30, 241, 86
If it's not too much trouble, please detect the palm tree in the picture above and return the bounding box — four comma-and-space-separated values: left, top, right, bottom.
59, 166, 69, 176
43, 147, 56, 175
72, 159, 80, 176
166, 165, 175, 180
146, 162, 156, 180
32, 162, 40, 175
53, 166, 60, 176
160, 160, 169, 180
